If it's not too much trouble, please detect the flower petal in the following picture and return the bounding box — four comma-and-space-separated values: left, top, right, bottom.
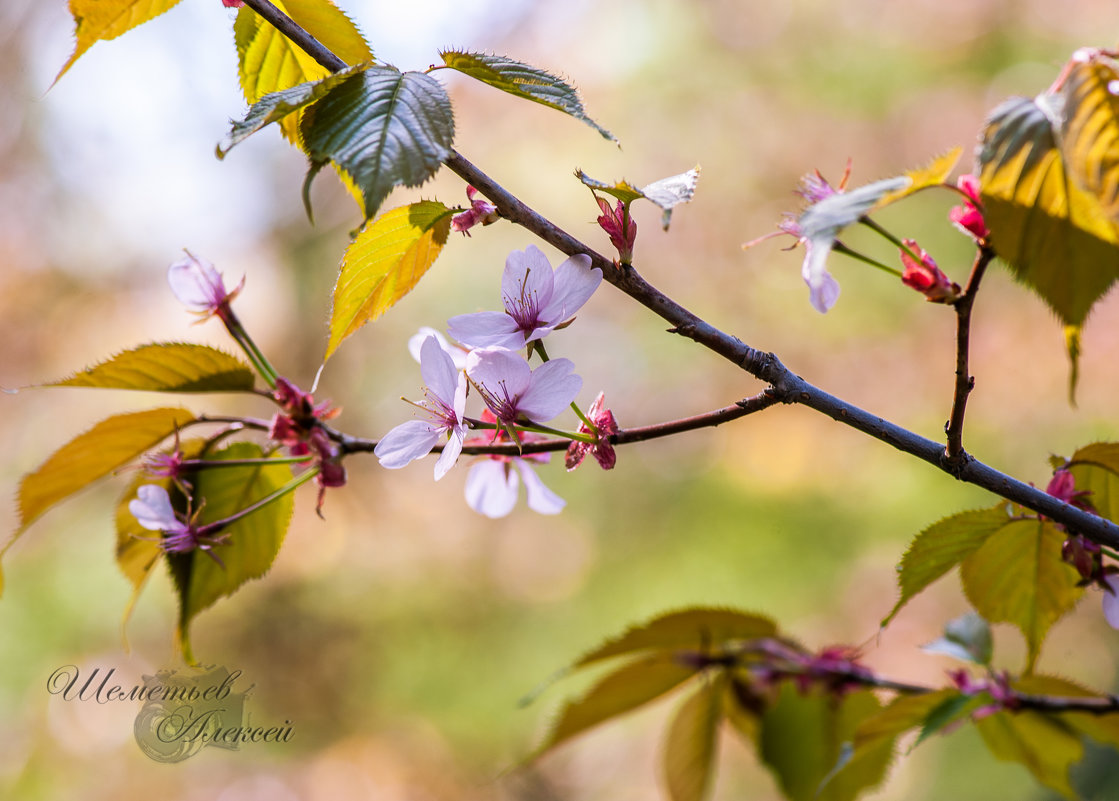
1104, 575, 1119, 629
518, 358, 582, 423
465, 347, 533, 399
433, 425, 465, 480
167, 255, 226, 311
446, 311, 523, 349
465, 460, 519, 518
408, 327, 467, 370
374, 420, 441, 469
515, 460, 565, 514
129, 484, 178, 531
538, 254, 599, 325
503, 245, 555, 314
801, 237, 840, 313
419, 335, 460, 406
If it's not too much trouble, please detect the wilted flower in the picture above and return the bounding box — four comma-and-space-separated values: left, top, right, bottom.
949, 174, 989, 241
596, 197, 637, 262
463, 411, 564, 518
450, 186, 498, 236
566, 391, 619, 470
466, 346, 582, 429
375, 336, 468, 479
899, 239, 960, 303
167, 253, 244, 322
447, 245, 601, 349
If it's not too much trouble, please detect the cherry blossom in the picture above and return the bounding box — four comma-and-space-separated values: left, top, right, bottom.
566, 391, 619, 470
949, 174, 989, 241
407, 326, 467, 371
167, 253, 243, 321
129, 484, 228, 557
375, 336, 468, 479
596, 197, 637, 262
899, 239, 960, 303
462, 411, 564, 518
466, 346, 581, 428
447, 245, 601, 349
450, 185, 498, 236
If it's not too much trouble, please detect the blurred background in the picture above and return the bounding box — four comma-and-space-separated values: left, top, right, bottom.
3, 1, 1119, 799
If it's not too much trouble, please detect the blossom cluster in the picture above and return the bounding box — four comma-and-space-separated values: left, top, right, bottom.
375, 245, 616, 517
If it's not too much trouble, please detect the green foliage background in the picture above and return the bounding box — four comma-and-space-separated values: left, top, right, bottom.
3, 1, 1119, 799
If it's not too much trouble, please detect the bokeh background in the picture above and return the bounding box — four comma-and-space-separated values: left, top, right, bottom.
3, 1, 1119, 799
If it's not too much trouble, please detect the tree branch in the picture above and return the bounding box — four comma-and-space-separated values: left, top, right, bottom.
945, 247, 994, 466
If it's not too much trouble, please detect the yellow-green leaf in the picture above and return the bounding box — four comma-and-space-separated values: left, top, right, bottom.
534, 653, 697, 757
1068, 441, 1119, 523
960, 518, 1083, 672
42, 343, 255, 393
976, 709, 1083, 800
167, 443, 294, 663
1016, 674, 1119, 752
853, 689, 960, 751
883, 505, 1012, 627
14, 407, 195, 537
663, 678, 725, 801
325, 201, 454, 359
872, 146, 964, 210
1062, 53, 1119, 221
574, 608, 778, 668
234, 0, 372, 144
55, 0, 183, 84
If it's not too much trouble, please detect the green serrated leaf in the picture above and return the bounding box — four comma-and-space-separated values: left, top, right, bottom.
300, 66, 455, 221
913, 692, 984, 748
441, 50, 615, 142
976, 709, 1083, 800
13, 407, 195, 540
758, 686, 892, 801
1062, 53, 1119, 222
1016, 674, 1119, 752
41, 343, 255, 393
978, 94, 1119, 328
325, 201, 454, 360
872, 147, 963, 210
960, 518, 1083, 672
534, 653, 697, 757
852, 689, 959, 752
883, 506, 1012, 627
167, 443, 294, 663
218, 63, 371, 157
663, 677, 724, 801
574, 608, 778, 668
55, 0, 184, 84
1067, 441, 1119, 523
575, 169, 645, 204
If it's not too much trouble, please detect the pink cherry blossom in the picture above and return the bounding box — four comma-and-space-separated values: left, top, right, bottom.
566, 391, 619, 470
596, 197, 637, 262
450, 186, 498, 236
447, 245, 601, 349
167, 253, 243, 321
375, 336, 467, 479
899, 239, 960, 303
462, 411, 564, 518
466, 347, 581, 427
129, 484, 228, 557
949, 174, 989, 241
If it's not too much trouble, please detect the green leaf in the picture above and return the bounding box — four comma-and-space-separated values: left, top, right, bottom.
758, 685, 892, 801
574, 608, 778, 668
883, 506, 1012, 626
1016, 674, 1119, 752
977, 93, 1119, 328
55, 0, 183, 84
872, 147, 964, 210
234, 0, 373, 145
440, 50, 615, 143
663, 678, 724, 801
167, 443, 294, 663
852, 689, 959, 752
960, 518, 1083, 672
534, 653, 697, 757
921, 612, 993, 665
976, 710, 1084, 800
13, 407, 195, 538
300, 66, 455, 221
41, 343, 255, 393
325, 201, 454, 360
912, 692, 984, 748
218, 63, 372, 157
1067, 441, 1119, 522
1061, 53, 1119, 222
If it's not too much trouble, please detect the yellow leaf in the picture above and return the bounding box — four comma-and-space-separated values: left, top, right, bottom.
873, 146, 963, 210
663, 678, 725, 801
325, 202, 453, 359
56, 0, 184, 84
1062, 54, 1119, 221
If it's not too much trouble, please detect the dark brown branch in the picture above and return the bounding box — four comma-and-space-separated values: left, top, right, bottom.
240, 0, 347, 72
944, 247, 994, 467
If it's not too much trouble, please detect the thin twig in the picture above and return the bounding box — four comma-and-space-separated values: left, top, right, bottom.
944, 248, 994, 468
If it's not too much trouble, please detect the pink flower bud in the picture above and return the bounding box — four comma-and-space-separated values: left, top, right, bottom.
595, 197, 637, 262
450, 186, 498, 236
949, 174, 989, 241
899, 239, 960, 303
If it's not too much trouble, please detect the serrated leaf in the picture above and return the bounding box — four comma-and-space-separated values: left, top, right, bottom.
1062, 53, 1119, 221
575, 167, 700, 230
300, 67, 455, 221
1068, 441, 1119, 523
883, 506, 1012, 627
852, 689, 959, 752
234, 0, 372, 144
758, 686, 892, 801
921, 612, 993, 665
440, 50, 615, 142
534, 653, 697, 757
41, 343, 255, 393
871, 147, 963, 210
1016, 674, 1119, 751
167, 443, 294, 663
663, 678, 724, 801
960, 518, 1083, 672
13, 407, 195, 539
977, 94, 1119, 328
575, 170, 645, 204
912, 692, 984, 748
975, 709, 1083, 800
325, 201, 453, 359
574, 608, 778, 668
218, 63, 371, 157
55, 0, 183, 84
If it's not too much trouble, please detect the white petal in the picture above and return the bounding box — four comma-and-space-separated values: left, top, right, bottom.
515, 460, 565, 514
129, 484, 177, 531
433, 425, 465, 480
802, 237, 840, 313
465, 460, 518, 518
1104, 576, 1119, 629
538, 254, 599, 325
374, 420, 441, 469
167, 255, 224, 310
419, 335, 460, 406
408, 327, 465, 370
518, 358, 582, 423
446, 311, 523, 349
466, 347, 532, 398
503, 246, 555, 314
798, 176, 911, 238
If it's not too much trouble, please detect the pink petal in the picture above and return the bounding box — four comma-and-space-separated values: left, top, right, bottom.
538, 254, 599, 325
515, 460, 565, 514
502, 246, 555, 314
408, 327, 467, 370
802, 238, 840, 313
419, 335, 459, 406
433, 425, 465, 480
446, 311, 523, 349
168, 255, 225, 310
465, 460, 518, 518
374, 420, 441, 469
518, 358, 582, 422
1104, 576, 1119, 629
466, 347, 532, 399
